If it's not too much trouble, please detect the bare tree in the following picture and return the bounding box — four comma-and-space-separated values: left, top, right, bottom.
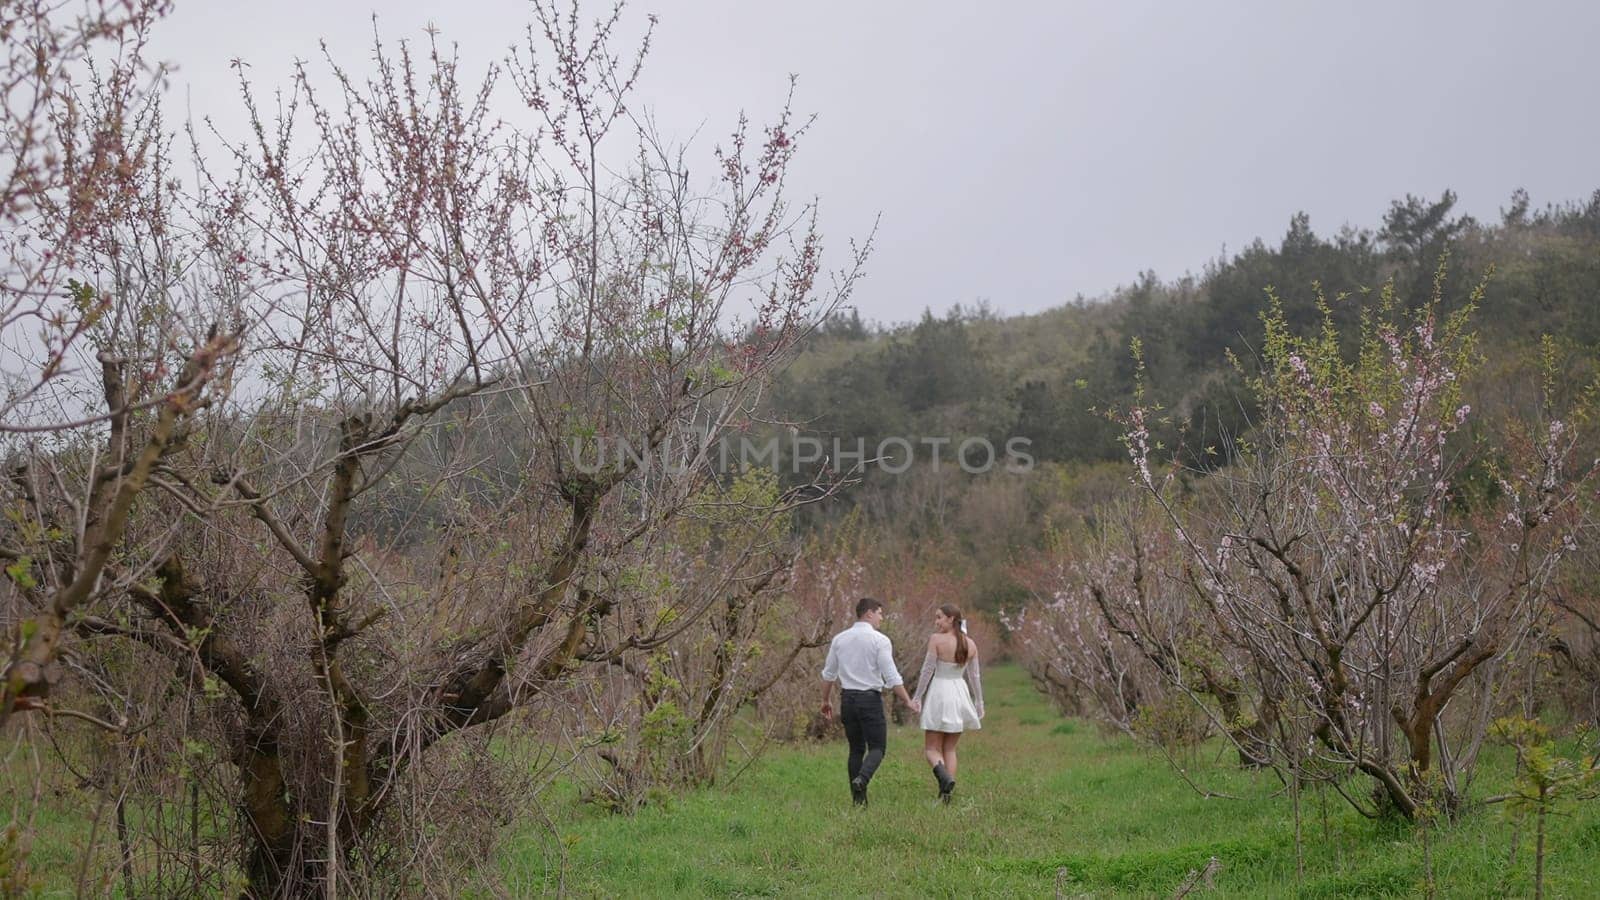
2, 1, 176, 426
5, 3, 865, 895
1123, 277, 1596, 818
1011, 500, 1276, 770
2, 3, 243, 726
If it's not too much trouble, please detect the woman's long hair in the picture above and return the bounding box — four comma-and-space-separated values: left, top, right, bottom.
940, 604, 968, 665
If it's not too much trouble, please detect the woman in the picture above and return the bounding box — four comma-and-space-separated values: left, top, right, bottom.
910, 604, 984, 803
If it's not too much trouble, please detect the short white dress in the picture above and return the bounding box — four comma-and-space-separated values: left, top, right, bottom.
912, 653, 984, 733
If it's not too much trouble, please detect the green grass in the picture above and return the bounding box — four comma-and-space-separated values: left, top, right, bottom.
12, 665, 1599, 897
494, 665, 1600, 898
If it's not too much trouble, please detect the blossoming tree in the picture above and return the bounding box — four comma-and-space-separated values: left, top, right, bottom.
1123, 277, 1596, 817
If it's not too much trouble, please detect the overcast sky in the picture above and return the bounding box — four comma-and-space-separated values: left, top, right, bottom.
150, 1, 1600, 324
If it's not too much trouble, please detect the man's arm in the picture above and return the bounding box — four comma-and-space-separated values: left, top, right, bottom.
820, 640, 839, 720
892, 682, 918, 713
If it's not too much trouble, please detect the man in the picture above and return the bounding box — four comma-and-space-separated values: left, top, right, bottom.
821, 597, 920, 806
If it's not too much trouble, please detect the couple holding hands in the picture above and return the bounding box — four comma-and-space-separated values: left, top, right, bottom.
820, 598, 984, 806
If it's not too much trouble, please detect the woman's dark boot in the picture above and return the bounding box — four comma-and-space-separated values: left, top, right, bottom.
932, 763, 955, 803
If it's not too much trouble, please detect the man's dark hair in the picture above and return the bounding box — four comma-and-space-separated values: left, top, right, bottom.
855, 597, 883, 619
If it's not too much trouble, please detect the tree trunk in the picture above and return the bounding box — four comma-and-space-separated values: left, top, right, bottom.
241, 742, 299, 898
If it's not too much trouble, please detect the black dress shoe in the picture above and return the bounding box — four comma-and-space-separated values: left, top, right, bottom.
850, 776, 868, 806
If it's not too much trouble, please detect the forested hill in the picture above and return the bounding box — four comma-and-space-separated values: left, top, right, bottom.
758, 189, 1600, 610
770, 188, 1600, 471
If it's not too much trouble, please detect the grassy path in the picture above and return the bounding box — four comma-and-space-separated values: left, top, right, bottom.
497, 664, 1600, 898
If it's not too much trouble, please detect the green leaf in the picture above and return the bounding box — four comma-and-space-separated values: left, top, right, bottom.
5, 557, 36, 590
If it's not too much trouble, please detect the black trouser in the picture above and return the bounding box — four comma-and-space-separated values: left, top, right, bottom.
840, 689, 888, 785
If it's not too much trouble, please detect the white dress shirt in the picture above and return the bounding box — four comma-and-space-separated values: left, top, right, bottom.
821, 621, 904, 691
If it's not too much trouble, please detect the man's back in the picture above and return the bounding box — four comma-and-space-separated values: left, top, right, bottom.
820, 600, 918, 806
822, 621, 902, 692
